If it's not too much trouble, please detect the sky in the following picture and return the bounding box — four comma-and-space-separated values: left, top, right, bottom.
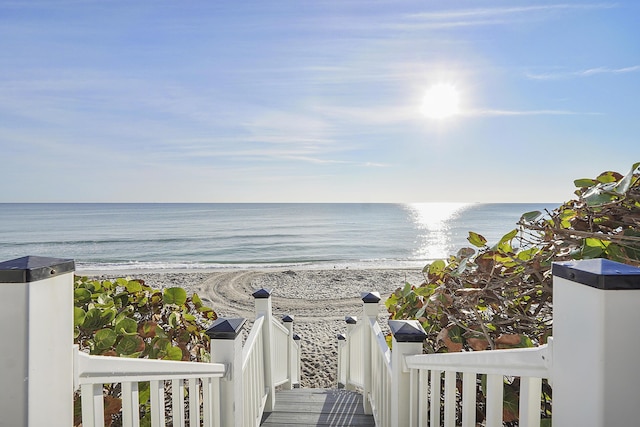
1, 1, 639, 203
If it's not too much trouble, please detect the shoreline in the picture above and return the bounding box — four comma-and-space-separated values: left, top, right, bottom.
87, 267, 426, 388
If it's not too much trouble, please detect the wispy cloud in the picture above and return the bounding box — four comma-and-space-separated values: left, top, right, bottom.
464, 109, 602, 117
400, 3, 617, 29
526, 65, 640, 80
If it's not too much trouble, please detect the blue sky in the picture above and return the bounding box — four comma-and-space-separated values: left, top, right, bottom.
1, 1, 638, 203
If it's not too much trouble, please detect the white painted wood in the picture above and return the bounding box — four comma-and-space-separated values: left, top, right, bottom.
81, 383, 105, 427
271, 319, 289, 386
369, 321, 392, 426
1, 269, 75, 427
485, 374, 503, 427
553, 274, 640, 427
76, 351, 226, 384
202, 377, 213, 427
361, 300, 378, 415
283, 318, 294, 390
391, 336, 423, 427
405, 344, 551, 378
443, 370, 456, 426
461, 372, 476, 427
171, 379, 185, 427
519, 376, 541, 427
212, 377, 221, 427
418, 369, 428, 427
430, 370, 441, 427
254, 296, 275, 412
150, 380, 166, 427
122, 381, 140, 427
211, 323, 245, 427
188, 379, 200, 426
348, 321, 365, 389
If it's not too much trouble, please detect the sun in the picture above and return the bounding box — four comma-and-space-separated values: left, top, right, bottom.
420, 83, 461, 119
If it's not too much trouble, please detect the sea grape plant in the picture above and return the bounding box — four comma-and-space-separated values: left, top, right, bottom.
386, 162, 640, 423
73, 276, 217, 426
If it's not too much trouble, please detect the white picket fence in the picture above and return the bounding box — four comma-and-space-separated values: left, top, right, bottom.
338, 259, 640, 427
0, 256, 299, 427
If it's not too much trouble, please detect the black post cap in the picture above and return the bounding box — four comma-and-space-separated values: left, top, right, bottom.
388, 320, 427, 343
0, 256, 75, 283
337, 333, 346, 341
361, 291, 381, 303
345, 316, 357, 324
293, 334, 301, 341
552, 259, 640, 290
252, 288, 273, 299
205, 318, 246, 340
282, 314, 294, 323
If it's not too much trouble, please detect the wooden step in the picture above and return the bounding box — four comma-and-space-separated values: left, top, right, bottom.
260, 389, 376, 426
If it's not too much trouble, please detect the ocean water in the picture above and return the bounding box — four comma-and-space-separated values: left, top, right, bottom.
0, 203, 558, 272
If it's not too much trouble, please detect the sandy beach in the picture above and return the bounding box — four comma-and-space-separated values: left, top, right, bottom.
87, 268, 425, 388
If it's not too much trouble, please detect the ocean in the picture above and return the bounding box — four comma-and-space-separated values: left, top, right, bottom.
0, 203, 558, 272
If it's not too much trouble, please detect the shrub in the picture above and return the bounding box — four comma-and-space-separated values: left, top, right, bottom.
73, 276, 217, 426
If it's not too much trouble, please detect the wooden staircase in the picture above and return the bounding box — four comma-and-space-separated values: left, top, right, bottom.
260, 388, 375, 426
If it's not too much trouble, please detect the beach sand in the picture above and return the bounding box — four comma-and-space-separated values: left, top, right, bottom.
86, 268, 425, 388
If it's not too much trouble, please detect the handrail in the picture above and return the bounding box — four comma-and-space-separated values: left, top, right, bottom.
242, 315, 265, 369
75, 349, 226, 386
405, 340, 552, 379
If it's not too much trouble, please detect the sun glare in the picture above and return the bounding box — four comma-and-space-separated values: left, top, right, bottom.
420, 83, 461, 120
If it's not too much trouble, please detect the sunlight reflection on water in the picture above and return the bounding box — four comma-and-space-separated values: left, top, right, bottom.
404, 203, 472, 260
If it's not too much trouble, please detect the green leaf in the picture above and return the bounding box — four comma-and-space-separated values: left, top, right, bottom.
83, 308, 107, 331
581, 238, 609, 258
596, 171, 620, 183
496, 229, 517, 253
163, 346, 183, 361
94, 328, 117, 350
574, 178, 597, 188
100, 308, 117, 325
74, 307, 86, 327
74, 288, 92, 304
116, 335, 144, 355
467, 231, 487, 248
125, 280, 143, 293
115, 317, 138, 336
520, 210, 542, 222
192, 293, 202, 308
168, 312, 180, 328
427, 260, 446, 276
96, 293, 114, 308
163, 287, 187, 305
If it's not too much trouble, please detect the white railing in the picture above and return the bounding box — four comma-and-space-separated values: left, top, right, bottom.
242, 315, 267, 426
0, 256, 300, 427
405, 342, 552, 427
368, 318, 392, 427
76, 349, 226, 427
338, 260, 640, 427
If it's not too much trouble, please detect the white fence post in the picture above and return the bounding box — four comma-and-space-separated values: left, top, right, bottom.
0, 256, 75, 427
552, 259, 640, 427
207, 317, 246, 427
344, 316, 357, 391
293, 332, 301, 387
337, 333, 347, 388
282, 314, 296, 390
361, 291, 380, 415
253, 288, 276, 412
389, 320, 427, 427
